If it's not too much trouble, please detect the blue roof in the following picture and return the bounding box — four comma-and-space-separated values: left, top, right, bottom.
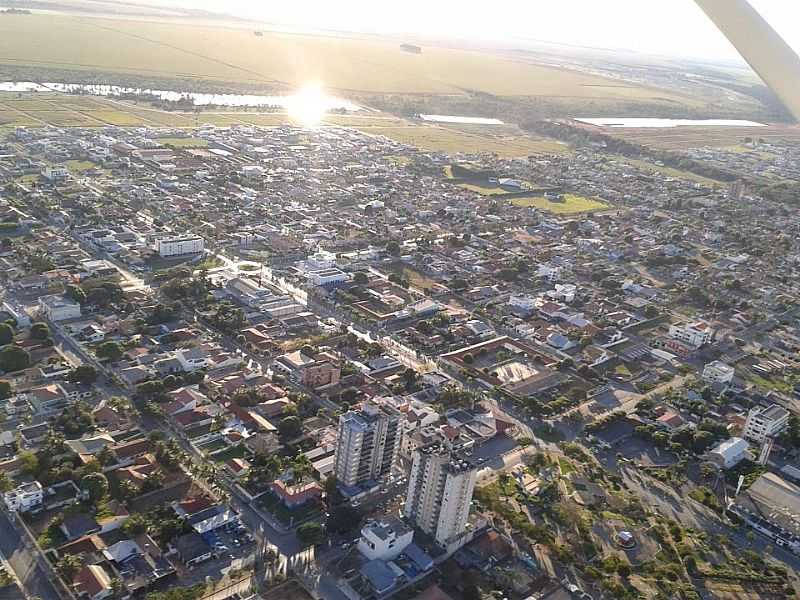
360, 560, 397, 594
402, 543, 434, 572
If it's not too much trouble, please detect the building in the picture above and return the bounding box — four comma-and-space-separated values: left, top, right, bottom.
743, 404, 790, 443
154, 235, 204, 257
403, 442, 478, 552
333, 403, 401, 489
703, 360, 735, 385
73, 564, 113, 600
308, 268, 348, 288
38, 294, 81, 321
668, 321, 713, 348
357, 519, 414, 561
270, 479, 323, 509
174, 532, 213, 567
3, 481, 43, 512
41, 165, 69, 181
708, 437, 749, 469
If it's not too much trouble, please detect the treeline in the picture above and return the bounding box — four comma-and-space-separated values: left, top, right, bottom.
523, 120, 738, 183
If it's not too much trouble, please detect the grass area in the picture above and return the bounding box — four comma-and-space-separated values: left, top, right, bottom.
613, 155, 723, 186
158, 136, 209, 148
558, 456, 576, 475
367, 125, 565, 157
197, 256, 223, 270
745, 371, 795, 394
238, 263, 261, 272
457, 182, 512, 195
0, 13, 697, 100
91, 110, 152, 126
385, 263, 437, 290
210, 445, 246, 463
512, 193, 609, 214
66, 159, 96, 172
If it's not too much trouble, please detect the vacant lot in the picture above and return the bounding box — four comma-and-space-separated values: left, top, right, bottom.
511, 193, 609, 214
0, 13, 697, 101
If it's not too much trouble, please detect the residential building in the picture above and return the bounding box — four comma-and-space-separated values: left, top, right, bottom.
703, 360, 735, 385
743, 404, 790, 443
357, 519, 414, 561
403, 441, 478, 552
3, 481, 43, 512
38, 294, 81, 321
668, 321, 713, 348
333, 403, 401, 489
174, 532, 213, 567
708, 437, 749, 469
73, 564, 113, 600
41, 165, 69, 181
154, 235, 204, 257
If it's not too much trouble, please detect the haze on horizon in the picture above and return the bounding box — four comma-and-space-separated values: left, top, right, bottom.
137, 0, 800, 63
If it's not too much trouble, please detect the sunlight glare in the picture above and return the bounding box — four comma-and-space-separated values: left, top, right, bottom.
287, 83, 327, 127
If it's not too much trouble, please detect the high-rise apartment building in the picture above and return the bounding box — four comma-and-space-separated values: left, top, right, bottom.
334, 403, 401, 488
403, 442, 478, 553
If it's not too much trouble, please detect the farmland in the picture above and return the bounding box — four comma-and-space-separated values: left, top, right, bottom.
596, 123, 800, 151
511, 194, 609, 214
0, 13, 698, 103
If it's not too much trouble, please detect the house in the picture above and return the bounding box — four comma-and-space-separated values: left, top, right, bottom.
38, 294, 81, 321
743, 404, 789, 443
174, 532, 213, 567
185, 505, 236, 534
271, 478, 323, 509
3, 481, 43, 513
73, 565, 113, 600
61, 513, 101, 541
708, 437, 749, 469
703, 361, 735, 385
357, 519, 414, 561
668, 321, 713, 349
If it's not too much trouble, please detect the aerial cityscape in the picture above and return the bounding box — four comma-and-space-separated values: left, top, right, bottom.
0, 1, 799, 600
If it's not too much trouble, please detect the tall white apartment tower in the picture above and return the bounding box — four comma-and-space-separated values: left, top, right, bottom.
334, 403, 401, 488
403, 442, 478, 553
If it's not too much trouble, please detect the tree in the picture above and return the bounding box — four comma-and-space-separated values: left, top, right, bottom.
30, 322, 50, 340
278, 416, 302, 439
122, 513, 149, 536
68, 365, 98, 385
56, 553, 82, 580
326, 505, 361, 534
0, 471, 12, 493
81, 472, 109, 504
0, 345, 30, 372
385, 241, 401, 256
0, 323, 13, 346
617, 563, 631, 578
0, 380, 11, 401
96, 342, 123, 362
65, 284, 87, 305
296, 522, 325, 547
352, 272, 368, 285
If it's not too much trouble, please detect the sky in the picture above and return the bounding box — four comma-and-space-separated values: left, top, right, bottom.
149, 0, 800, 62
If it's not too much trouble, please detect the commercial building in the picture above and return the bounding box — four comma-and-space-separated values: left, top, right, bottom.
403, 442, 478, 552
3, 481, 43, 512
357, 519, 414, 561
154, 235, 204, 257
708, 437, 749, 469
38, 294, 81, 322
702, 360, 735, 385
333, 403, 401, 489
668, 321, 713, 348
743, 404, 790, 443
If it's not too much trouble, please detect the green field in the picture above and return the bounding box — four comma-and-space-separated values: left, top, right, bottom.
158, 136, 209, 148
0, 13, 699, 102
511, 193, 609, 214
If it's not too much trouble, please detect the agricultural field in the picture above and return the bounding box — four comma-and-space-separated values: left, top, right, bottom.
157, 136, 209, 148
362, 125, 563, 157
599, 123, 800, 151
511, 193, 609, 214
0, 13, 699, 103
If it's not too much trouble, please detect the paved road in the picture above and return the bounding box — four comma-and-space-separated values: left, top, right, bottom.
0, 509, 64, 600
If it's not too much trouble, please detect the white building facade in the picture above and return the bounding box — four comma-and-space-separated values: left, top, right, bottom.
743, 404, 790, 443
333, 403, 401, 489
403, 443, 477, 553
4, 481, 43, 512
703, 361, 735, 385
155, 236, 204, 257
38, 295, 81, 322
668, 321, 713, 348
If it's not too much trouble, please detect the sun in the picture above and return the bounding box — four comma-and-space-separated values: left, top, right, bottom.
287, 83, 327, 127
